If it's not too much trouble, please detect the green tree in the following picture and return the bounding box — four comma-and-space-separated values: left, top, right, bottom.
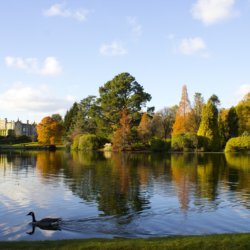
97, 72, 152, 137
51, 114, 63, 124
73, 96, 97, 135
193, 92, 204, 131
227, 107, 239, 138
64, 102, 79, 135
236, 92, 250, 135
197, 97, 221, 151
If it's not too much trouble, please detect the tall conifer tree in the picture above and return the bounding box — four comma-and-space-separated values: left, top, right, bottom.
172, 85, 196, 135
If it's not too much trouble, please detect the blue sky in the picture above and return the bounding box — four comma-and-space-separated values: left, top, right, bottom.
0, 0, 250, 122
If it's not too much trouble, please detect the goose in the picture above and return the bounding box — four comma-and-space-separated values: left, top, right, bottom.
27, 211, 62, 227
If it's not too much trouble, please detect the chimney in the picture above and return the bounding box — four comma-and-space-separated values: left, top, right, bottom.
27, 120, 29, 124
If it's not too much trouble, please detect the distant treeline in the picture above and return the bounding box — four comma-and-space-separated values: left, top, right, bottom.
20, 72, 250, 152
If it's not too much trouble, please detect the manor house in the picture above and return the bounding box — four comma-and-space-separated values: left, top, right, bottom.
0, 118, 37, 137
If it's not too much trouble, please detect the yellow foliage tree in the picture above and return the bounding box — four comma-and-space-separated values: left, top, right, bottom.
37, 116, 63, 145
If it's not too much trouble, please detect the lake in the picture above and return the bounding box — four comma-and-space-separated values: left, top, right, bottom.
0, 151, 250, 241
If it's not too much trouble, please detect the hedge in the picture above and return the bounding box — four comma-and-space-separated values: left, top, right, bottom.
225, 136, 250, 152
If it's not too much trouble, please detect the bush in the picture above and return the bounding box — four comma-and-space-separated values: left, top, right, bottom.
71, 134, 107, 151
0, 135, 32, 144
171, 133, 201, 151
150, 138, 170, 152
225, 136, 250, 152
78, 134, 100, 151
197, 136, 209, 151
71, 134, 81, 150
131, 142, 148, 151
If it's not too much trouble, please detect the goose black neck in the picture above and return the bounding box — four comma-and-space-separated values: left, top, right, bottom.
31, 213, 36, 222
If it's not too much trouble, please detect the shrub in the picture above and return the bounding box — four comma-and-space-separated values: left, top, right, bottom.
197, 136, 209, 151
150, 138, 169, 152
131, 142, 147, 151
171, 133, 202, 151
78, 134, 101, 151
225, 136, 250, 152
71, 134, 81, 150
165, 138, 172, 151
0, 135, 32, 145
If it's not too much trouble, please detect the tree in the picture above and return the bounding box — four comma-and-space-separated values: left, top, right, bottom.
193, 92, 204, 131
51, 114, 63, 124
112, 109, 132, 151
219, 107, 239, 147
227, 107, 239, 138
197, 98, 221, 151
236, 92, 250, 135
72, 96, 98, 135
137, 112, 151, 144
97, 72, 152, 137
37, 116, 64, 145
151, 106, 178, 139
172, 85, 196, 135
64, 102, 79, 134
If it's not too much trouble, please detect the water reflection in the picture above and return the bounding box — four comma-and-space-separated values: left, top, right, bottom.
0, 151, 250, 240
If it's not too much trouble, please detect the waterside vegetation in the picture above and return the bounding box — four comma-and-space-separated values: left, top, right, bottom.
1, 72, 249, 152
1, 233, 250, 250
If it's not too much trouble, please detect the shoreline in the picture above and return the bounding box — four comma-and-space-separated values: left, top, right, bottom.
0, 233, 250, 249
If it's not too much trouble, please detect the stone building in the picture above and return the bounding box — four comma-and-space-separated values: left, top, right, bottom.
0, 118, 37, 137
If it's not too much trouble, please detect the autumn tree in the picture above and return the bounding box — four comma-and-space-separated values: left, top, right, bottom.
137, 112, 151, 144
172, 85, 196, 135
112, 109, 132, 151
151, 106, 178, 139
197, 96, 221, 151
37, 116, 64, 145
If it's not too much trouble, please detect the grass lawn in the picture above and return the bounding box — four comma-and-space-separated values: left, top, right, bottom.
1, 234, 250, 250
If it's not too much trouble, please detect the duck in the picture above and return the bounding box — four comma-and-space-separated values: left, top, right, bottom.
27, 211, 62, 227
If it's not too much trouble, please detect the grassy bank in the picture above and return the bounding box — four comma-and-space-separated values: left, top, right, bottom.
1, 234, 250, 250
0, 142, 65, 150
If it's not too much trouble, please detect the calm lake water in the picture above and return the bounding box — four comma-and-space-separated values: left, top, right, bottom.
0, 151, 250, 241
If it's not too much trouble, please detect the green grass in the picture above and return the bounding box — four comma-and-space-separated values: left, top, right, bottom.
1, 234, 250, 250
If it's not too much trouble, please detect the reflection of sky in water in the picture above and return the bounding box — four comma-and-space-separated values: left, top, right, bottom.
0, 151, 250, 241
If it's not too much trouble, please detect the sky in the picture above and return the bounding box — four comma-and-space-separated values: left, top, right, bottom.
0, 0, 250, 123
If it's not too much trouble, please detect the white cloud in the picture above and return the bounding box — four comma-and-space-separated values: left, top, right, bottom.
99, 41, 127, 56
236, 84, 250, 100
5, 56, 62, 76
40, 57, 62, 76
0, 83, 75, 121
127, 16, 142, 38
43, 3, 89, 22
191, 0, 238, 25
179, 37, 207, 55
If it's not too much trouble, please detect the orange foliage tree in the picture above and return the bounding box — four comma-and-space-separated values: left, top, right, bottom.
37, 116, 64, 145
137, 112, 151, 144
172, 85, 196, 135
112, 109, 132, 151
